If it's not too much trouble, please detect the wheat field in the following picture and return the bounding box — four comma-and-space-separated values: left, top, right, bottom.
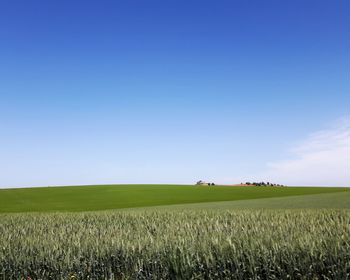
1, 209, 349, 279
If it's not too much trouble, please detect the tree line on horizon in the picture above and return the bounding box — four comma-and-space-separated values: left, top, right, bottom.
244, 182, 285, 187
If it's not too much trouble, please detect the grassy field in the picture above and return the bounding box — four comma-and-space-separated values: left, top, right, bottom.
146, 191, 350, 210
0, 184, 349, 213
1, 185, 349, 279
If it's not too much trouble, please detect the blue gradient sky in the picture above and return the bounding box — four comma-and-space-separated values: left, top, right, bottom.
1, 0, 350, 187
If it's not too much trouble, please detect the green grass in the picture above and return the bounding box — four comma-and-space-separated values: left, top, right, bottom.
0, 184, 349, 213
145, 191, 350, 210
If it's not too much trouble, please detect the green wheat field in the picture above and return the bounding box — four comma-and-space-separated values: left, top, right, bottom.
0, 185, 349, 279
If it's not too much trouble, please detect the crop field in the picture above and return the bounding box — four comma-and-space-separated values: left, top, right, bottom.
0, 185, 349, 279
0, 209, 349, 279
0, 184, 348, 213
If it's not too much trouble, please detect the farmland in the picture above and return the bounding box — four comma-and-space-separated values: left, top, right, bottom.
0, 184, 348, 213
0, 185, 349, 279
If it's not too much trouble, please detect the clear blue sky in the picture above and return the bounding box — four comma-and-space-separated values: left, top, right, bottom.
1, 0, 349, 187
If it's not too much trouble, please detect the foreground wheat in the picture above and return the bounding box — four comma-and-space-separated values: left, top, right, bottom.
0, 209, 349, 279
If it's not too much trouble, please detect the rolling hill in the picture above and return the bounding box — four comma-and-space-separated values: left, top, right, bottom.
0, 184, 349, 213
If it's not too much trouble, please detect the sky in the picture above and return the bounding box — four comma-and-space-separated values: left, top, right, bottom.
0, 0, 349, 188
